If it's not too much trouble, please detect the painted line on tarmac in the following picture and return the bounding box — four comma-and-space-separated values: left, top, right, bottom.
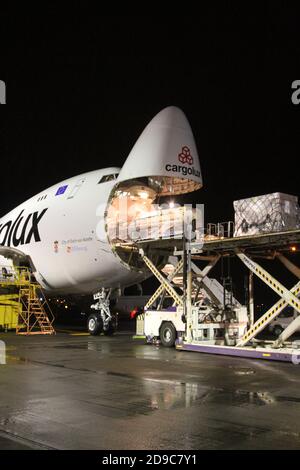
55, 329, 88, 335
70, 333, 90, 336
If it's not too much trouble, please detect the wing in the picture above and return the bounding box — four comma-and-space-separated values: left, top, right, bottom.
0, 246, 35, 269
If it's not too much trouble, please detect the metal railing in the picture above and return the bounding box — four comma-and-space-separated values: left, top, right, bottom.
204, 221, 235, 239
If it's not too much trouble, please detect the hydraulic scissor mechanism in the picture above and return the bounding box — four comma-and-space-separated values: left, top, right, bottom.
139, 246, 248, 347
236, 252, 300, 347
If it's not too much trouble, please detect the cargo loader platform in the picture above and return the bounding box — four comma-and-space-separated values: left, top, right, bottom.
122, 217, 300, 363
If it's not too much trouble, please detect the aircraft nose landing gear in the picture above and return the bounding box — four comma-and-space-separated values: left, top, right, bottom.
87, 288, 117, 336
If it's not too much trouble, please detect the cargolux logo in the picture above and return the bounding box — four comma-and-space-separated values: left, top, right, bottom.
178, 146, 193, 165
165, 145, 201, 178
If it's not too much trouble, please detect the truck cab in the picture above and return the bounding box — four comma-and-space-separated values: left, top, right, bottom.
268, 307, 299, 337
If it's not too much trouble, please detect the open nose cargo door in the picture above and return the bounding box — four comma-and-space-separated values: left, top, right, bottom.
106, 107, 203, 269
116, 106, 202, 195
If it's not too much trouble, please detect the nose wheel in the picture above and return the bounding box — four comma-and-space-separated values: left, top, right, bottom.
87, 313, 103, 336
88, 288, 117, 336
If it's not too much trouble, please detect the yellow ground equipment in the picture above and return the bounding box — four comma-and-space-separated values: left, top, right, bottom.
0, 294, 22, 331
0, 265, 55, 335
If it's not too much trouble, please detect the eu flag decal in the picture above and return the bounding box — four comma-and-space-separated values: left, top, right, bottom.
56, 185, 68, 196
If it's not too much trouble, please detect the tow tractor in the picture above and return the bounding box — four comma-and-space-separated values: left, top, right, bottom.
143, 274, 248, 348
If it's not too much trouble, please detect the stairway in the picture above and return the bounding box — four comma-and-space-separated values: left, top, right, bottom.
17, 286, 55, 335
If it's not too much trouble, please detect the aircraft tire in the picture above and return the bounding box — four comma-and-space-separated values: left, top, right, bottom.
160, 322, 176, 347
273, 325, 283, 337
87, 313, 103, 336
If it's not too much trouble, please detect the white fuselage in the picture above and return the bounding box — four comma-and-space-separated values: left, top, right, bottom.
0, 168, 147, 294
0, 106, 203, 297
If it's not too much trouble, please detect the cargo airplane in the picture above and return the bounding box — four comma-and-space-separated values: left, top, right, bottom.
0, 107, 202, 334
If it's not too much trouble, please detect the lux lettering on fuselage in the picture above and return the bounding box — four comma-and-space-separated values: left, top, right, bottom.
0, 209, 48, 247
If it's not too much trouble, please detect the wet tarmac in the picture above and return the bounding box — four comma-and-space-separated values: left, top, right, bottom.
0, 330, 300, 450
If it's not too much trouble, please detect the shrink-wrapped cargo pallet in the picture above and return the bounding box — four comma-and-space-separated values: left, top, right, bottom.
234, 193, 300, 237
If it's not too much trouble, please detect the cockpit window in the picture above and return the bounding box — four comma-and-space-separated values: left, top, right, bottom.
98, 174, 118, 184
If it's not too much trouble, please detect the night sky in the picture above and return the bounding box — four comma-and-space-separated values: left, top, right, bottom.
1, 8, 300, 305
2, 9, 299, 220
